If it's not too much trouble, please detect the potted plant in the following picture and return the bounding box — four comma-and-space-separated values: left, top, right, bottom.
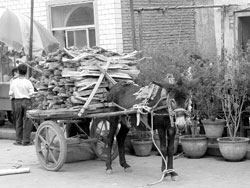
215, 50, 250, 161
191, 57, 226, 139
131, 127, 153, 157
180, 111, 208, 158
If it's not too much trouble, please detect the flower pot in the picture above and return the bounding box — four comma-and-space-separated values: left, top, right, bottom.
217, 137, 249, 161
180, 135, 208, 158
153, 134, 179, 154
131, 139, 153, 156
125, 132, 139, 154
201, 119, 226, 138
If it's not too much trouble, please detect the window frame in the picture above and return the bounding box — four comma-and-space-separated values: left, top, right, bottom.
65, 28, 89, 48
46, 0, 99, 48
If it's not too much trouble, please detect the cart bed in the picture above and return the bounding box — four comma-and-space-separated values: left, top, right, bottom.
27, 103, 137, 120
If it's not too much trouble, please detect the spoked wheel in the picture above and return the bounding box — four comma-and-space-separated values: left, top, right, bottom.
90, 118, 119, 161
35, 121, 67, 171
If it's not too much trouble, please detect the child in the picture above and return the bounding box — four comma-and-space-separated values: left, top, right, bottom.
8, 67, 19, 129
9, 64, 35, 146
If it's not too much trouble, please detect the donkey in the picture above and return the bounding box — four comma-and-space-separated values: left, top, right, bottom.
105, 78, 198, 180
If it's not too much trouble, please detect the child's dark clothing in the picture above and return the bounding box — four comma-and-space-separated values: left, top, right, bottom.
14, 98, 33, 144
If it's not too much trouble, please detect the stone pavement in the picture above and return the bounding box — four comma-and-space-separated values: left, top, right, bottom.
0, 138, 250, 188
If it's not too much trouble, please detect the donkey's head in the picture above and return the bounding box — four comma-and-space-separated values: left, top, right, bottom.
154, 78, 199, 132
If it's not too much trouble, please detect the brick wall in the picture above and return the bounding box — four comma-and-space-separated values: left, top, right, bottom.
121, 0, 196, 53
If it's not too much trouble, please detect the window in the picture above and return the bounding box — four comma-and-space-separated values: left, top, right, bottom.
49, 2, 96, 49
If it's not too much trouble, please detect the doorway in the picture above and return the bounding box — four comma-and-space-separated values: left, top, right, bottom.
235, 11, 250, 51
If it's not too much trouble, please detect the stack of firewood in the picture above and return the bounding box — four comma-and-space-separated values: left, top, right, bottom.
31, 46, 142, 111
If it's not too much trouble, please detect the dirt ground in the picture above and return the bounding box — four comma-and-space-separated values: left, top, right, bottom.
0, 138, 250, 188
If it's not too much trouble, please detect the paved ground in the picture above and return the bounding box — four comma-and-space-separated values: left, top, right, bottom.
0, 138, 250, 188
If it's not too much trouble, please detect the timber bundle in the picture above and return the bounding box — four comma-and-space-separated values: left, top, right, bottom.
31, 46, 142, 112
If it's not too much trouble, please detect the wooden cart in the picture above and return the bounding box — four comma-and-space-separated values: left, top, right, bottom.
27, 104, 137, 171
26, 57, 140, 171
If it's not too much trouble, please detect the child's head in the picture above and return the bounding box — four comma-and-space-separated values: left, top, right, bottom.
11, 67, 18, 77
17, 64, 27, 76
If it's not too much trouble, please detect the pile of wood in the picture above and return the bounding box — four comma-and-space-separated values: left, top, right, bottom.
31, 46, 142, 113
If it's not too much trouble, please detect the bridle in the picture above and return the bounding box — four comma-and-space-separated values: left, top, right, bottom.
166, 94, 192, 131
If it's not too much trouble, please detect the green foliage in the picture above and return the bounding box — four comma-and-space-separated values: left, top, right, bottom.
191, 57, 223, 120
214, 44, 250, 138
135, 43, 197, 86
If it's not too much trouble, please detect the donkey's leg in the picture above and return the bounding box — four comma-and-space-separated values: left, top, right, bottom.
106, 117, 119, 174
167, 127, 178, 180
116, 122, 131, 172
157, 127, 167, 172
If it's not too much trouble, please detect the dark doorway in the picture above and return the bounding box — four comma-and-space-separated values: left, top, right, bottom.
238, 16, 250, 50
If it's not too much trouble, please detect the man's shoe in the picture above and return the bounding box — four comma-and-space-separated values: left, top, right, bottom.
22, 142, 33, 146
13, 141, 22, 146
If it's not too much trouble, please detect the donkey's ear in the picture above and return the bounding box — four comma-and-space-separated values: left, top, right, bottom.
153, 81, 174, 91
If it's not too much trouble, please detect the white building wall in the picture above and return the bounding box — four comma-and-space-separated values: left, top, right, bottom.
97, 0, 123, 52
0, 0, 49, 27
213, 0, 250, 56
0, 0, 123, 53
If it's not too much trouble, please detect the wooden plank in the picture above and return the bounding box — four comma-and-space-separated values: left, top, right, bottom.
85, 109, 137, 118
78, 59, 111, 117
77, 82, 109, 91
87, 102, 115, 110
94, 54, 108, 62
79, 64, 124, 70
74, 78, 99, 87
94, 62, 116, 86
63, 48, 77, 58
74, 87, 107, 97
0, 168, 30, 176
74, 96, 103, 102
27, 108, 138, 120
62, 69, 132, 79
72, 53, 91, 61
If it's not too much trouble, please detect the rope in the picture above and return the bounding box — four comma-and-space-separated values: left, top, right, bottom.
148, 169, 175, 186
133, 103, 151, 115
134, 4, 237, 12
167, 94, 175, 128
148, 110, 175, 186
133, 103, 151, 126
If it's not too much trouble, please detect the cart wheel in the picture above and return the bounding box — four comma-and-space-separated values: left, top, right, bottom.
90, 118, 119, 161
35, 121, 67, 171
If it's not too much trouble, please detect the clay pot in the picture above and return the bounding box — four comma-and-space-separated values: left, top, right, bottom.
201, 119, 226, 138
131, 139, 153, 156
217, 137, 249, 161
180, 135, 208, 158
